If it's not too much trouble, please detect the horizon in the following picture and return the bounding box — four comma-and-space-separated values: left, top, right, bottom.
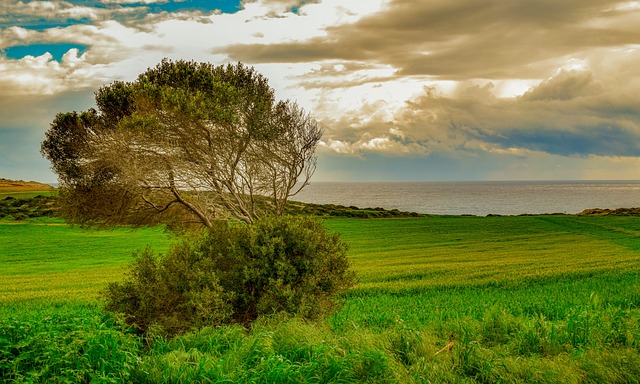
7, 178, 640, 187
2, 1, 640, 182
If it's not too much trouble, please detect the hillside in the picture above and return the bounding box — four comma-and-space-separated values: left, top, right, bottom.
0, 178, 54, 192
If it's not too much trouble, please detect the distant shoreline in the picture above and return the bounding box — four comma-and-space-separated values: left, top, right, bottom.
4, 178, 640, 218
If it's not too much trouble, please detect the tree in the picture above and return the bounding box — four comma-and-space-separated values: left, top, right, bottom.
41, 60, 323, 227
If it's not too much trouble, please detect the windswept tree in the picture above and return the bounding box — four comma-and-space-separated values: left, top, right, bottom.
41, 60, 322, 227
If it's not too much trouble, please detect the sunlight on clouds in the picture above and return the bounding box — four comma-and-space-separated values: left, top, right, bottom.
615, 1, 640, 10
463, 140, 532, 157
25, 1, 57, 13
362, 137, 392, 151
0, 1, 104, 25
317, 58, 640, 164
320, 139, 351, 154
491, 80, 539, 98
60, 6, 100, 20
0, 50, 104, 95
4, 26, 30, 40
562, 58, 588, 72
319, 135, 430, 156
3, 0, 640, 181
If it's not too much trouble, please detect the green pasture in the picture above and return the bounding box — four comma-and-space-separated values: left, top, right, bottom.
2, 215, 640, 383
332, 215, 640, 291
0, 219, 174, 303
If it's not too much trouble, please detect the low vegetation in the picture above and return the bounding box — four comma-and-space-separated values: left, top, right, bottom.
286, 200, 423, 218
2, 213, 640, 382
0, 179, 58, 220
0, 186, 421, 223
0, 195, 58, 220
104, 216, 355, 336
0, 178, 53, 194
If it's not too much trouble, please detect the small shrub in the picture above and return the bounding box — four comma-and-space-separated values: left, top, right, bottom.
104, 215, 355, 337
104, 244, 233, 336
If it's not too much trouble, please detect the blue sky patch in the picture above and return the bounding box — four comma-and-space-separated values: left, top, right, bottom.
122, 0, 241, 14
290, 1, 316, 14
0, 1, 241, 30
4, 44, 88, 62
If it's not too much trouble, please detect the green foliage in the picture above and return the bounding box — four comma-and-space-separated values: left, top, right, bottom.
0, 306, 141, 383
131, 316, 400, 383
103, 245, 232, 337
104, 216, 355, 336
41, 59, 322, 228
203, 215, 355, 325
286, 201, 423, 218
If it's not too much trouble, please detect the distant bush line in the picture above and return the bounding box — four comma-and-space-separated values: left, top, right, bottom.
8, 192, 640, 220
0, 195, 59, 220
0, 194, 423, 221
285, 201, 423, 218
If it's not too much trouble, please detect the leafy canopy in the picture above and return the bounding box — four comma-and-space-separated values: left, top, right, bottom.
42, 59, 322, 228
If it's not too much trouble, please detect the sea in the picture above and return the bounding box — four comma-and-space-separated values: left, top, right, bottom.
292, 181, 640, 216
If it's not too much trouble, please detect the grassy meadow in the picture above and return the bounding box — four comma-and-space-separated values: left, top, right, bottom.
2, 214, 640, 382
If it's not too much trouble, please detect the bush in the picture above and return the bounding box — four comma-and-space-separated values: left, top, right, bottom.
104, 216, 355, 336
104, 243, 233, 337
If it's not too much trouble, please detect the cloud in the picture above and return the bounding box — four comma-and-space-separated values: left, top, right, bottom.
2, 0, 640, 182
0, 50, 108, 96
318, 63, 640, 159
222, 0, 640, 80
521, 68, 604, 101
0, 1, 112, 29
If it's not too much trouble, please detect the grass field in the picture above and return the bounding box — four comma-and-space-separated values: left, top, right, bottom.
0, 219, 174, 303
2, 215, 640, 383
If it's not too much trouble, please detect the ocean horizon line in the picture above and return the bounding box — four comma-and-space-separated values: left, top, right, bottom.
308, 179, 640, 184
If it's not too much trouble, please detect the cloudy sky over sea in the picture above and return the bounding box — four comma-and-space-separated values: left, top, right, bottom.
1, 0, 640, 182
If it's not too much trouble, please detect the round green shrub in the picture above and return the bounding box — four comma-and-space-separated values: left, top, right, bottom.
104, 216, 355, 336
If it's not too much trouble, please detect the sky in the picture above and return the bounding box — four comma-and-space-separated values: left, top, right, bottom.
1, 0, 640, 183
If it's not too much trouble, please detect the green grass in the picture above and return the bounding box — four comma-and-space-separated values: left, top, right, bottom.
0, 191, 56, 199
2, 215, 640, 382
331, 216, 640, 290
0, 219, 174, 303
